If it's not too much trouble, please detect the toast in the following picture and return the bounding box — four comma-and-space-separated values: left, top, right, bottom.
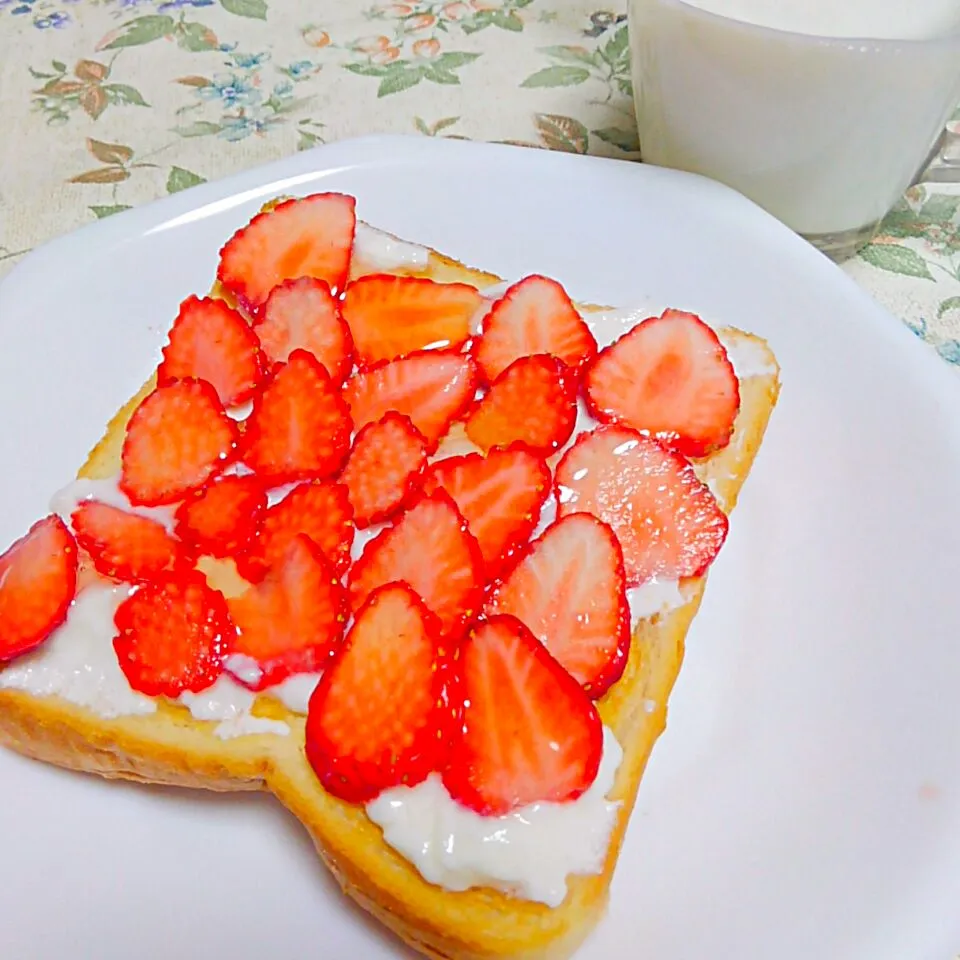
0, 198, 780, 960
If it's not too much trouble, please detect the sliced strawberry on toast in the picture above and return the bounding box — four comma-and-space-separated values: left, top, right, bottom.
473, 275, 597, 383
341, 274, 484, 367
0, 515, 78, 662
347, 490, 483, 638
442, 615, 603, 815
72, 501, 185, 583
339, 412, 427, 528
113, 572, 234, 698
241, 349, 352, 485
305, 582, 460, 803
119, 378, 239, 507
257, 277, 353, 385
421, 447, 551, 576
342, 350, 478, 453
236, 480, 354, 581
174, 473, 267, 558
555, 425, 728, 586
486, 513, 630, 698
227, 535, 348, 690
464, 354, 578, 455
157, 296, 265, 408
584, 309, 740, 457
217, 192, 356, 313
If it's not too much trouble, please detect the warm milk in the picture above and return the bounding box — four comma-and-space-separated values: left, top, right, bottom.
629, 0, 960, 236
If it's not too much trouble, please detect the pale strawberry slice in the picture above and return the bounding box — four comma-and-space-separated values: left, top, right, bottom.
174, 473, 267, 558
72, 501, 185, 584
473, 275, 597, 383
584, 309, 740, 457
241, 349, 352, 485
305, 582, 459, 803
339, 412, 427, 528
464, 354, 577, 455
555, 425, 728, 586
217, 192, 357, 313
347, 490, 483, 638
341, 274, 484, 367
442, 615, 603, 816
421, 447, 551, 576
157, 295, 265, 407
113, 572, 233, 698
0, 515, 78, 662
236, 480, 354, 581
120, 378, 239, 507
342, 350, 478, 453
257, 277, 353, 385
485, 513, 630, 698
227, 535, 348, 690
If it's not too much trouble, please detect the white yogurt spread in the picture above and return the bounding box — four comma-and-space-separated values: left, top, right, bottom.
267, 672, 322, 714
51, 475, 177, 534
0, 584, 156, 718
179, 673, 290, 740
626, 578, 690, 625
366, 725, 623, 908
354, 222, 431, 271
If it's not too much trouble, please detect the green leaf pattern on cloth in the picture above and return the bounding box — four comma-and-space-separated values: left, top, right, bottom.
0, 1, 958, 370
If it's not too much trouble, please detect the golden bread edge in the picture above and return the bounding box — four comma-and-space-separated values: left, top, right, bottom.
0, 242, 781, 960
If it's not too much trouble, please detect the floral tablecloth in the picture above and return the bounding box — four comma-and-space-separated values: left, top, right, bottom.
2, 0, 959, 365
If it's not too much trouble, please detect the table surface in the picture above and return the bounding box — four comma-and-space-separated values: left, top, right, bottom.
2, 0, 959, 368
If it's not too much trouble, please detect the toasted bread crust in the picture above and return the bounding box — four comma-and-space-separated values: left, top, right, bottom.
0, 241, 780, 960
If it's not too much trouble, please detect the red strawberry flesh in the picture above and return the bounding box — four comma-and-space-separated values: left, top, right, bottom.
119, 378, 239, 507
0, 515, 78, 661
157, 295, 264, 408
342, 273, 484, 367
442, 615, 603, 816
347, 490, 483, 638
486, 513, 630, 698
217, 192, 356, 312
473, 274, 597, 383
305, 582, 460, 803
555, 425, 728, 586
113, 573, 233, 698
174, 473, 267, 558
257, 277, 353, 385
584, 309, 740, 457
227, 534, 348, 689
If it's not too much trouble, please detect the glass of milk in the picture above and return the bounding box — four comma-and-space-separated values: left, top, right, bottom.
628, 0, 960, 260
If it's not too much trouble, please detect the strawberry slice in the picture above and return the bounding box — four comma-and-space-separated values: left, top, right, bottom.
421, 447, 551, 576
584, 309, 740, 457
241, 349, 352, 485
72, 501, 185, 584
343, 350, 478, 454
174, 473, 267, 558
217, 192, 357, 313
339, 412, 427, 528
113, 572, 233, 698
555, 425, 728, 586
157, 295, 265, 408
0, 515, 78, 662
257, 277, 353, 385
119, 378, 239, 507
473, 275, 597, 383
485, 514, 630, 698
227, 535, 348, 690
442, 615, 603, 816
341, 274, 484, 367
305, 582, 459, 803
236, 480, 354, 581
348, 490, 483, 638
464, 354, 577, 456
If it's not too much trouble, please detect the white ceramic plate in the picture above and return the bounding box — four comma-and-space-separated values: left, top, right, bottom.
1, 136, 959, 960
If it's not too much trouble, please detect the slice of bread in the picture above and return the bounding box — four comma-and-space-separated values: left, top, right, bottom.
0, 226, 780, 960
